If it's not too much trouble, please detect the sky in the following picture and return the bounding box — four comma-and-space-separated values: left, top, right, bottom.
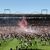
0, 0, 50, 13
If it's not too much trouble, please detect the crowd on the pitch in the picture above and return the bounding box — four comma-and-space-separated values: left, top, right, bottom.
0, 26, 50, 50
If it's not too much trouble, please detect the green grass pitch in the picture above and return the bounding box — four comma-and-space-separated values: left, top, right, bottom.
0, 37, 50, 50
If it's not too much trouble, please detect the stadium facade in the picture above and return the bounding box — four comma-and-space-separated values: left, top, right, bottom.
0, 14, 50, 26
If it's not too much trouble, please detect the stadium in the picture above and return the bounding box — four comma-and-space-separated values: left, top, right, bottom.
0, 9, 50, 50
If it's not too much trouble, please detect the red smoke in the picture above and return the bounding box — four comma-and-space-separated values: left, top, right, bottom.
18, 17, 28, 28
